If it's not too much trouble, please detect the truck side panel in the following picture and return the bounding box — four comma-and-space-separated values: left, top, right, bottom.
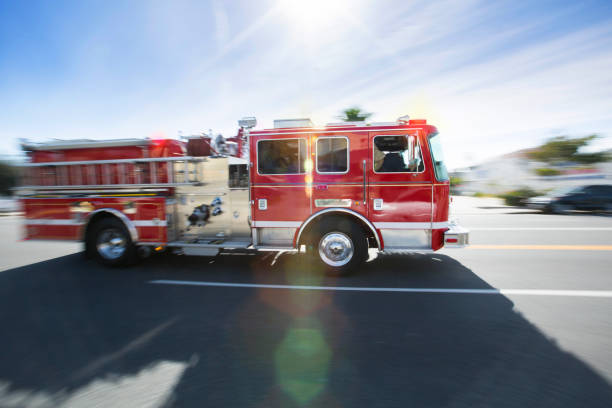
24, 199, 81, 240
23, 197, 167, 243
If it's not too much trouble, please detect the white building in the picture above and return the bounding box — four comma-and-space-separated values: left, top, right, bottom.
454, 149, 612, 195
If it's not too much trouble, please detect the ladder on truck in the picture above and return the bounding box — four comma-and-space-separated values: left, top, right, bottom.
16, 156, 207, 192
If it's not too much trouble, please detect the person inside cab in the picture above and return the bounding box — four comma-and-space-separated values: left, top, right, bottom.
374, 135, 422, 173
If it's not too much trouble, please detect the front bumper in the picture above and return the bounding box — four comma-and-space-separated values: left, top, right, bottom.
526, 197, 553, 210
444, 221, 469, 248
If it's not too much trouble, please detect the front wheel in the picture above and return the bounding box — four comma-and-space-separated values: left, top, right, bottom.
311, 221, 368, 276
551, 202, 571, 214
87, 218, 135, 266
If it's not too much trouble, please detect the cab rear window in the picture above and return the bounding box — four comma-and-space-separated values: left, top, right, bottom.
316, 137, 348, 173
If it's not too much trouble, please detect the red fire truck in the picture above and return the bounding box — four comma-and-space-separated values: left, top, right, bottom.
17, 116, 468, 275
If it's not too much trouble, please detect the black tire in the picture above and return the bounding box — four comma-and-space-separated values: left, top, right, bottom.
551, 202, 571, 214
308, 219, 368, 276
86, 217, 135, 267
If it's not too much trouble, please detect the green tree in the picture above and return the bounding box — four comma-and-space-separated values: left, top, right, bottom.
527, 135, 610, 164
338, 107, 372, 122
450, 175, 464, 186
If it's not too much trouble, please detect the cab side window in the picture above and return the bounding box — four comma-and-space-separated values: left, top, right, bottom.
317, 137, 348, 173
257, 139, 306, 174
373, 135, 423, 173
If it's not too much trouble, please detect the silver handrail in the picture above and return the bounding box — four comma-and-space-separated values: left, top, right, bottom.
362, 159, 367, 205
19, 156, 206, 167
16, 156, 208, 190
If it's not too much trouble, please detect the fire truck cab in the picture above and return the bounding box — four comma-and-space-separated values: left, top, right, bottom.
17, 116, 468, 275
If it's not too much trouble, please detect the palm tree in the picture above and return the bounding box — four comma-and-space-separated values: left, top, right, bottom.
338, 107, 372, 122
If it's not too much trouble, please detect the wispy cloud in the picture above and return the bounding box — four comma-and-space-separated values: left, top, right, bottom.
1, 0, 611, 168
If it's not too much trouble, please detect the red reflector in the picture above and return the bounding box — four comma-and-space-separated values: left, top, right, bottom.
446, 238, 458, 243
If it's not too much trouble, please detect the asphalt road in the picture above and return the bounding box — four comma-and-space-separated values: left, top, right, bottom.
1, 197, 612, 407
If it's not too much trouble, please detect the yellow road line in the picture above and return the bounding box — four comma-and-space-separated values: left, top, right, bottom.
468, 245, 612, 251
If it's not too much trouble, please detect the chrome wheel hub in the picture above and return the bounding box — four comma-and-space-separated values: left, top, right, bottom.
319, 232, 354, 267
96, 228, 127, 260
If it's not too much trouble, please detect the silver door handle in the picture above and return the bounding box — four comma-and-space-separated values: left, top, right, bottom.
362, 160, 366, 205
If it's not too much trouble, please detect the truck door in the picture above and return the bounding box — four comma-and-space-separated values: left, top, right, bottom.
251, 135, 312, 247
311, 132, 369, 219
367, 130, 433, 250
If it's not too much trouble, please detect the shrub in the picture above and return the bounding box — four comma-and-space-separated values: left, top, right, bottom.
449, 176, 464, 194
535, 167, 562, 176
498, 188, 540, 207
450, 176, 464, 185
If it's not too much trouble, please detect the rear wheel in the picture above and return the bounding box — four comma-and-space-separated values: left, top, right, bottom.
310, 220, 368, 276
87, 218, 135, 266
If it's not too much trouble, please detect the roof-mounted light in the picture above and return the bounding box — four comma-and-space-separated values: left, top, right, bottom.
397, 115, 410, 124
238, 117, 257, 129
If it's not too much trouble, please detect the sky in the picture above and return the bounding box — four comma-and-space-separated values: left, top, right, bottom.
1, 0, 612, 169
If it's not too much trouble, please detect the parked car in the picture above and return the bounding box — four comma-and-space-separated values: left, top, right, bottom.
527, 185, 612, 214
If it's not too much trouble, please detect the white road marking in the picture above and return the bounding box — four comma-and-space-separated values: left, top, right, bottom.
149, 280, 612, 298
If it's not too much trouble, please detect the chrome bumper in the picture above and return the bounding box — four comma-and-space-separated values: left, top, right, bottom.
444, 221, 469, 248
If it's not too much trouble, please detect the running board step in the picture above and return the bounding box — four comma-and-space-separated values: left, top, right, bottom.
166, 241, 252, 249
182, 247, 220, 257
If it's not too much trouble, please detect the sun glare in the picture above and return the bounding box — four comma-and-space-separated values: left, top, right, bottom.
278, 0, 350, 38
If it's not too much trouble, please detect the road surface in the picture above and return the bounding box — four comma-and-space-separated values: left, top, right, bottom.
0, 197, 611, 407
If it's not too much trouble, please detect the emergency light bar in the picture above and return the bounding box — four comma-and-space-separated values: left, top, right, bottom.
273, 118, 313, 128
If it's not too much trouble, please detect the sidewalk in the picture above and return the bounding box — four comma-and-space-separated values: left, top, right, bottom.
0, 197, 21, 216
450, 195, 535, 217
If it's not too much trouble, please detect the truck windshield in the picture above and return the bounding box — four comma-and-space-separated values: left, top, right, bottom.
428, 133, 448, 181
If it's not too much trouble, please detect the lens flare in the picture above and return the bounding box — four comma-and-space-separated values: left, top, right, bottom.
275, 319, 332, 405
